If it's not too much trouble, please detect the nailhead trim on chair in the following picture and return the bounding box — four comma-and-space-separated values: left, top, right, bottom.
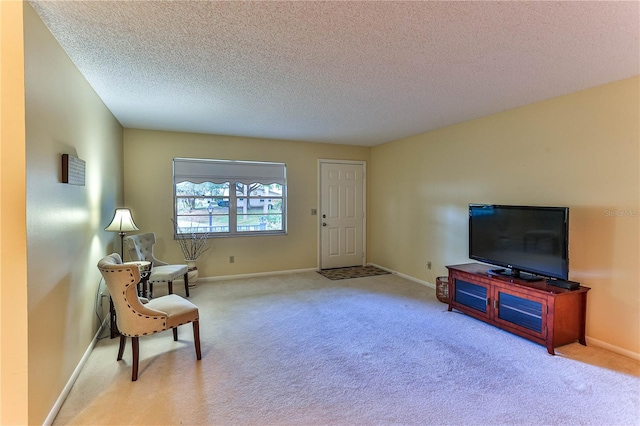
171, 319, 199, 327
104, 266, 167, 337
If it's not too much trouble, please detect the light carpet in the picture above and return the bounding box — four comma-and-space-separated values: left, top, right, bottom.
53, 272, 640, 425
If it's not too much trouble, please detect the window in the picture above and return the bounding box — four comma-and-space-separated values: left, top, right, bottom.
173, 158, 287, 237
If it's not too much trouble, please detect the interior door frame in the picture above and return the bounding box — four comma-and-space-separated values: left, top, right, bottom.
317, 159, 367, 270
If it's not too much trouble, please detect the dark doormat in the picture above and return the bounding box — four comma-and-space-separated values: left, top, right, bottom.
317, 265, 390, 280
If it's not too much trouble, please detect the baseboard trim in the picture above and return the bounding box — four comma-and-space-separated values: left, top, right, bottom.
44, 317, 108, 426
586, 336, 640, 362
368, 263, 436, 289
196, 267, 318, 283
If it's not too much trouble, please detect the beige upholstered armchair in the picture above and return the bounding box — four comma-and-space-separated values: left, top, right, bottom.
97, 253, 201, 381
124, 232, 191, 297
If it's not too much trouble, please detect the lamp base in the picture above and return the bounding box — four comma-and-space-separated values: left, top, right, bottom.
119, 232, 126, 260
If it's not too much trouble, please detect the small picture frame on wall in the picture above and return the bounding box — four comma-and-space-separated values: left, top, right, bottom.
62, 154, 85, 186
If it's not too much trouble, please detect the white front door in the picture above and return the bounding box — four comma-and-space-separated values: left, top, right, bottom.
319, 161, 365, 269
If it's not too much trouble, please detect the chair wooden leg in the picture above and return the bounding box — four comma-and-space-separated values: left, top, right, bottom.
184, 272, 190, 297
193, 320, 202, 360
117, 335, 126, 360
131, 336, 139, 381
173, 327, 178, 341
168, 281, 173, 294
110, 297, 119, 339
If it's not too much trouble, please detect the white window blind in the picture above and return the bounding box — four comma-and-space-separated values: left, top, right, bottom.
173, 158, 286, 185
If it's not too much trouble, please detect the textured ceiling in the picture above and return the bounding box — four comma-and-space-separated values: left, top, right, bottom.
29, 1, 640, 146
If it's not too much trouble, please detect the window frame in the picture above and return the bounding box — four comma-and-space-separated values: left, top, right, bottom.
173, 158, 287, 238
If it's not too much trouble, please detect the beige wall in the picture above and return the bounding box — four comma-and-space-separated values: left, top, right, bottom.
123, 129, 370, 277
1, 1, 29, 424
23, 2, 124, 424
370, 77, 640, 357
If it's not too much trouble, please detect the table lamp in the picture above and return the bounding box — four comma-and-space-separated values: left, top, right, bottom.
105, 208, 139, 259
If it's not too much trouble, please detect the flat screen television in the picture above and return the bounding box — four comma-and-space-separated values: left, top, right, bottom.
469, 204, 569, 281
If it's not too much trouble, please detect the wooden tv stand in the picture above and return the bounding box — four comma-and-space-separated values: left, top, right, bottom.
446, 263, 589, 354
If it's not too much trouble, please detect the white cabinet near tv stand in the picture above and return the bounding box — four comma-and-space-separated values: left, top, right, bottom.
446, 263, 590, 355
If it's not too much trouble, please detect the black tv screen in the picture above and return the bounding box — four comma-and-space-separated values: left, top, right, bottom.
469, 204, 569, 280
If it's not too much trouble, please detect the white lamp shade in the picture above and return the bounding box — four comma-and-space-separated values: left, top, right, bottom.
105, 208, 139, 233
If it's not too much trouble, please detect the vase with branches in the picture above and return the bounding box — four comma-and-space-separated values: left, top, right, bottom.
171, 219, 210, 261
172, 219, 210, 287
178, 233, 209, 261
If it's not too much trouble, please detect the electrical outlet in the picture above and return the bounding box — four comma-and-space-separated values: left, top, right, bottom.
230, 255, 235, 264
427, 261, 432, 270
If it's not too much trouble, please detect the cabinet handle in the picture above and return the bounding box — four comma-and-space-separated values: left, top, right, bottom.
494, 299, 498, 309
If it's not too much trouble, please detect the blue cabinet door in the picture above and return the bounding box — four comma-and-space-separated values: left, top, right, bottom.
454, 279, 488, 313
497, 291, 544, 334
